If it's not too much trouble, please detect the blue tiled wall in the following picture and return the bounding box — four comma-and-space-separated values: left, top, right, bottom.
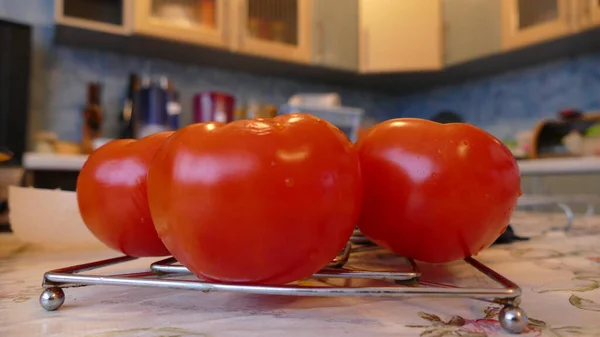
394, 53, 600, 141
3, 0, 600, 144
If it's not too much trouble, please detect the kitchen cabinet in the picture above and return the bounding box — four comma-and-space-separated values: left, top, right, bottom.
133, 0, 228, 48
358, 0, 443, 73
55, 0, 132, 34
576, 0, 600, 29
593, 0, 600, 23
311, 0, 358, 71
501, 0, 574, 50
232, 0, 312, 64
442, 0, 502, 66
53, 0, 600, 92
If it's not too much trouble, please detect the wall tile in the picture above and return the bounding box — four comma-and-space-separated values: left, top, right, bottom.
395, 53, 600, 140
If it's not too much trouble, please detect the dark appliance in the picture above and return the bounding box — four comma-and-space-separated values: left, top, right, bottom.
0, 19, 31, 232
0, 19, 30, 164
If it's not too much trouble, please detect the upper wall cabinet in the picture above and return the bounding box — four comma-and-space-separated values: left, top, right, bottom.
133, 0, 229, 48
311, 0, 358, 71
443, 0, 502, 66
232, 0, 312, 64
501, 0, 574, 50
54, 0, 600, 84
358, 0, 443, 73
55, 0, 132, 35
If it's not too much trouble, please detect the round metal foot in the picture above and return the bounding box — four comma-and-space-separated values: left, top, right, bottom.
499, 305, 528, 334
40, 287, 65, 311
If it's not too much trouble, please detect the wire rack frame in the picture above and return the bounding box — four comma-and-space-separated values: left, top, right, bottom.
39, 243, 529, 334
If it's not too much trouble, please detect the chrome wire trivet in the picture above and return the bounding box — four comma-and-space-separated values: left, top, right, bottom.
40, 242, 528, 334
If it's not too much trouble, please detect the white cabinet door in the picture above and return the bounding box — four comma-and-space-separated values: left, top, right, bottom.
443, 0, 502, 66
312, 0, 358, 71
358, 0, 443, 73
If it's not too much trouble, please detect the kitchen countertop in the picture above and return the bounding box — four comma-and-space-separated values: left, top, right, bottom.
22, 152, 88, 171
518, 156, 600, 176
3, 211, 600, 336
22, 151, 600, 176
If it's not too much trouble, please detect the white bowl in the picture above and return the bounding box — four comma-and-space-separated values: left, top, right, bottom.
8, 186, 105, 250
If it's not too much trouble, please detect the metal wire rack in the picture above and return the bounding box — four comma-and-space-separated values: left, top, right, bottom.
39, 240, 529, 334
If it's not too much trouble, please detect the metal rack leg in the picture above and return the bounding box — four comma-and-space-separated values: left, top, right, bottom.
39, 287, 65, 311
556, 202, 575, 231
499, 305, 529, 334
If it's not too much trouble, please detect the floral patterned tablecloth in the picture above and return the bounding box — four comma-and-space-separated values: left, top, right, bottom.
2, 211, 600, 337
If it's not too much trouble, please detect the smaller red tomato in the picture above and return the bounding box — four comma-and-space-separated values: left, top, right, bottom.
77, 132, 173, 257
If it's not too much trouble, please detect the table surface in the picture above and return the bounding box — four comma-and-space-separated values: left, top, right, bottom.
3, 211, 600, 336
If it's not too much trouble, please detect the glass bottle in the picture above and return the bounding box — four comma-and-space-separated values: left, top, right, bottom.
82, 83, 103, 154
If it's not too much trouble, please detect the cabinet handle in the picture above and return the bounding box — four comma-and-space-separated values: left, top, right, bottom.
221, 0, 228, 41
441, 21, 449, 62
236, 0, 245, 49
361, 28, 369, 72
317, 20, 325, 61
566, 0, 576, 30
512, 4, 519, 32
582, 0, 592, 21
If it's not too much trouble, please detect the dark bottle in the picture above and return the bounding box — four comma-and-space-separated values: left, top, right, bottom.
165, 79, 181, 130
82, 82, 103, 154
118, 74, 140, 139
167, 91, 181, 130
136, 76, 169, 138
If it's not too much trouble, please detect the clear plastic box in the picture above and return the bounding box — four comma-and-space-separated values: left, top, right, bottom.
279, 104, 364, 143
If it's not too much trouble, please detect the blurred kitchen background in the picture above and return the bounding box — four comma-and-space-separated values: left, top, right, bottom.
4, 0, 600, 230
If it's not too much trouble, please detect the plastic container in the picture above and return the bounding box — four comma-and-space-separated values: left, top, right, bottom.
279, 104, 364, 143
8, 186, 105, 250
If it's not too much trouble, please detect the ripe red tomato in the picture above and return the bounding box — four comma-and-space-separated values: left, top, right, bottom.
147, 114, 362, 285
77, 132, 173, 257
356, 118, 521, 263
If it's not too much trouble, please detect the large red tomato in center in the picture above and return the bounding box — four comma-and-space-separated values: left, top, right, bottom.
147, 114, 362, 285
356, 118, 521, 263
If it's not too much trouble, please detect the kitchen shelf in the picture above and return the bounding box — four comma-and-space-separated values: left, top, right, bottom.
54, 22, 600, 95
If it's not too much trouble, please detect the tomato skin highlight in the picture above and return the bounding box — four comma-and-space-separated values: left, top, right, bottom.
147, 114, 362, 285
77, 132, 173, 257
356, 118, 521, 263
